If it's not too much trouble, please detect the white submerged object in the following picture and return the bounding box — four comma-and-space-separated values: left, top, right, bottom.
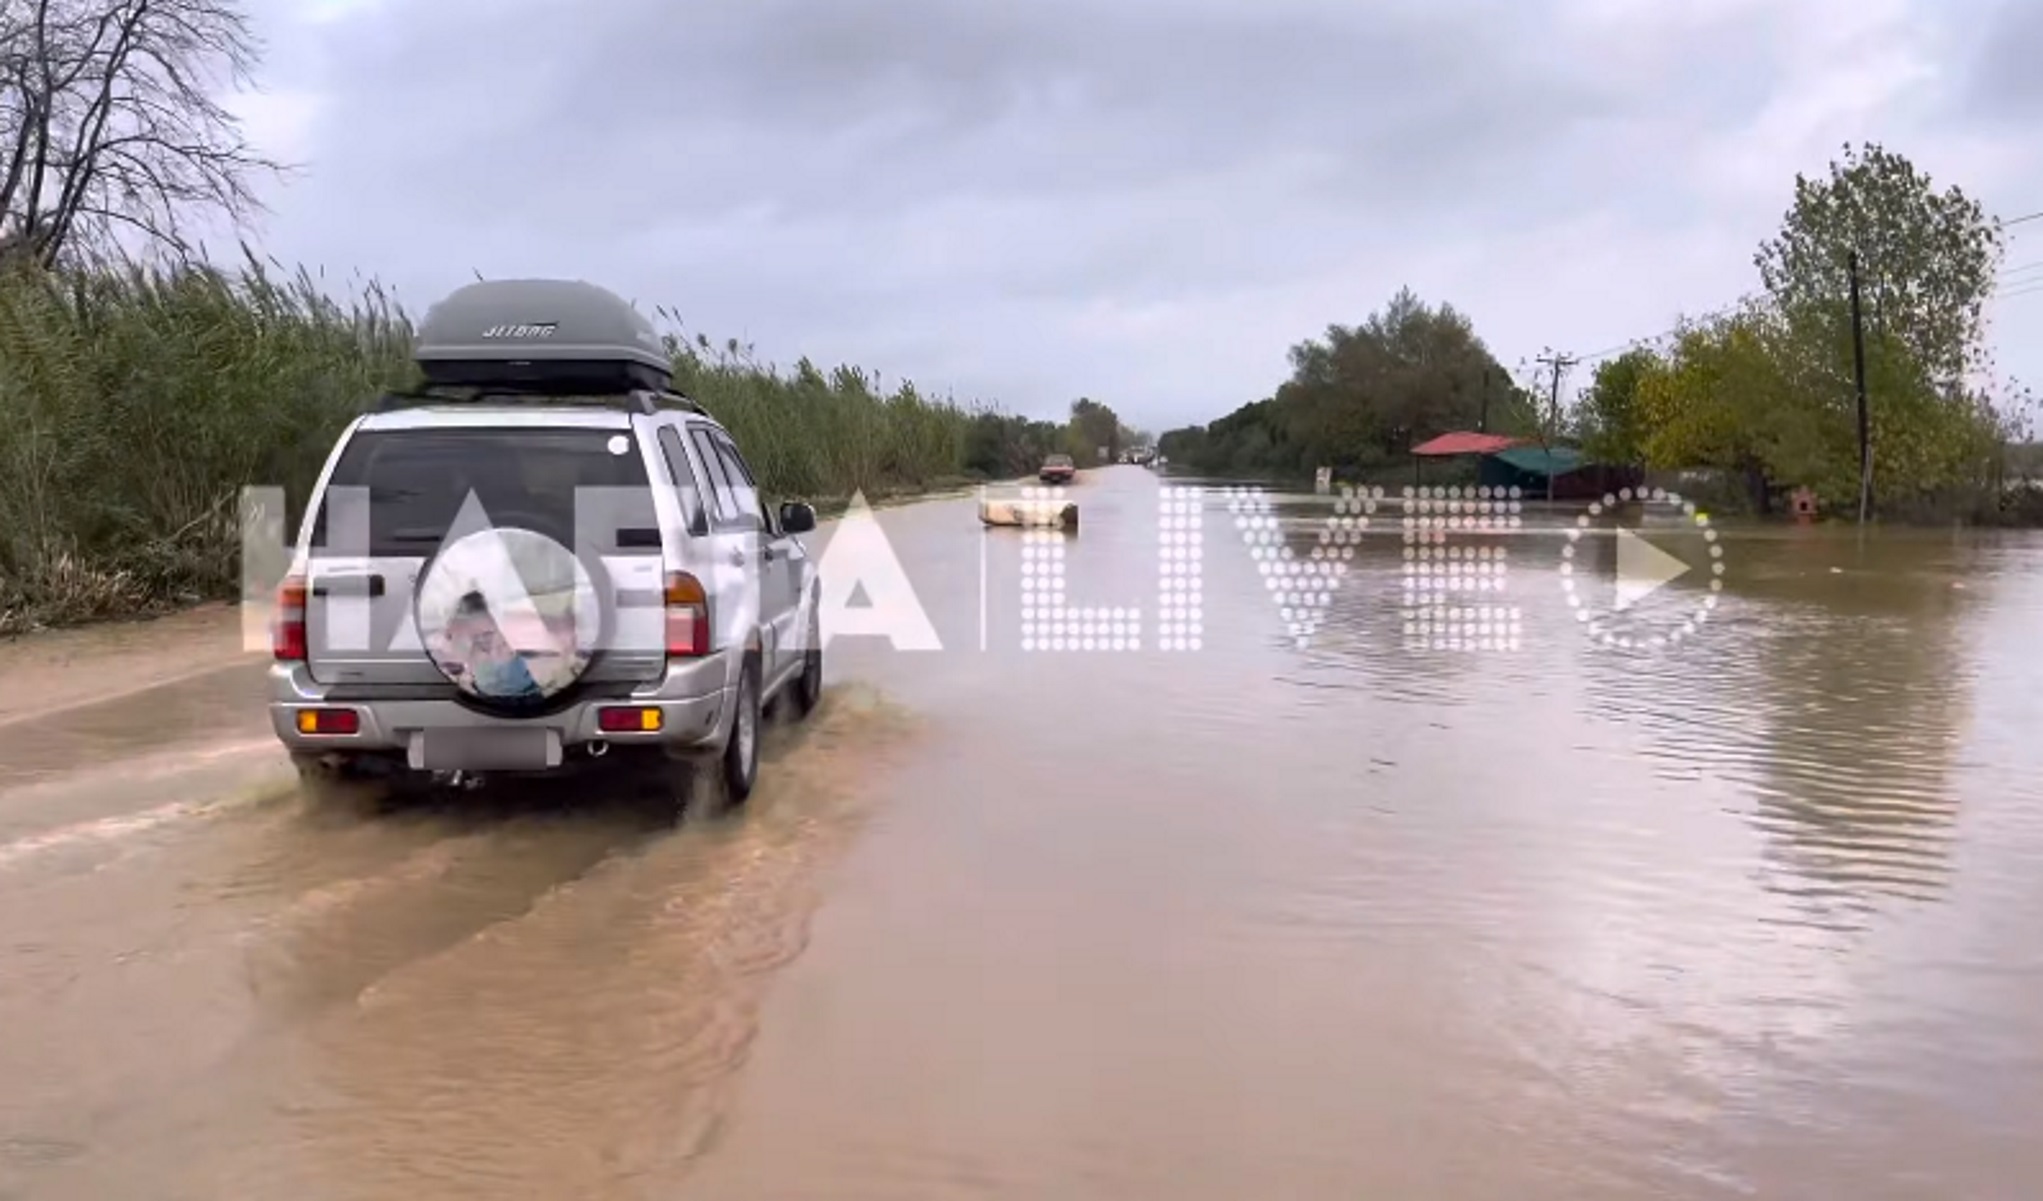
979, 496, 1079, 530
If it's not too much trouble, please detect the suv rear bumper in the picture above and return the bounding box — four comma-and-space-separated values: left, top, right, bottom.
267, 656, 735, 763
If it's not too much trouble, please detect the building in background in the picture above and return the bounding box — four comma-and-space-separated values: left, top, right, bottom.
1409, 431, 1640, 500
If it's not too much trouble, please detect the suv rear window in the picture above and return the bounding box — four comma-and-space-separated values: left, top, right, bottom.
310, 427, 655, 556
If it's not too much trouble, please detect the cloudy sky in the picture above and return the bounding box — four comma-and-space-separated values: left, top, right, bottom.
222, 0, 2043, 434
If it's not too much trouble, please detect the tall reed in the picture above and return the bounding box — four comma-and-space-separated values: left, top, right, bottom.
0, 256, 988, 632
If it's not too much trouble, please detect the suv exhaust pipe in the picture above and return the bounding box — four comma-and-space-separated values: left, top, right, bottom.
587, 740, 609, 758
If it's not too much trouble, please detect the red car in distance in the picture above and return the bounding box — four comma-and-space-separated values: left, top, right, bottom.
1039, 453, 1076, 484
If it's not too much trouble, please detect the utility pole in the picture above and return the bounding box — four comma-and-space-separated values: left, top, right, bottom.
1480, 368, 1491, 433
1534, 352, 1576, 501
1848, 250, 1871, 523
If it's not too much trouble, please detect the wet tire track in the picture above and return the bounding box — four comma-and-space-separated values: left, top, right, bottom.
2, 684, 918, 1201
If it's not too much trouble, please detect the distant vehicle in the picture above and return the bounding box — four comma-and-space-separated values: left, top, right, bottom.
1040, 453, 1076, 484
269, 278, 823, 813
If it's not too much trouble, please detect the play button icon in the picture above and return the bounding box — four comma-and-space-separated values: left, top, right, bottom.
1612, 527, 1690, 611
1559, 487, 1727, 651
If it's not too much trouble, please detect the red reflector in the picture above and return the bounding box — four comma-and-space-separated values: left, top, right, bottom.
598, 706, 662, 732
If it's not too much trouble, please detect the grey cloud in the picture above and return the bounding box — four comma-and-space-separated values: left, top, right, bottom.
229, 0, 2043, 427
1966, 0, 2043, 122
297, 0, 1627, 227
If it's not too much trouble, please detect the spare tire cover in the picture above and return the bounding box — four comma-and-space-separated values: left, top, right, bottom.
415, 527, 603, 705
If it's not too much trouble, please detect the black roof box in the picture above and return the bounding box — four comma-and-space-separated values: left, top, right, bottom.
412, 278, 672, 393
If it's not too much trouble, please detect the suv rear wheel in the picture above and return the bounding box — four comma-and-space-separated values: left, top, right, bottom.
717, 654, 762, 805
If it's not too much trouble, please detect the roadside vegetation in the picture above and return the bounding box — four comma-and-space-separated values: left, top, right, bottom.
0, 0, 1159, 632
0, 260, 1145, 633
1161, 142, 2038, 523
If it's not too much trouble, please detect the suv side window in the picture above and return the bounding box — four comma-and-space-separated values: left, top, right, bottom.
655, 424, 708, 535
688, 426, 753, 530
708, 432, 773, 533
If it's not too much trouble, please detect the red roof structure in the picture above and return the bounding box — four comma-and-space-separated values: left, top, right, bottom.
1410, 431, 1522, 457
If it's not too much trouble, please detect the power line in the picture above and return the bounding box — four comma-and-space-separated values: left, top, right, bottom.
1578, 239, 2043, 362
1576, 304, 1742, 363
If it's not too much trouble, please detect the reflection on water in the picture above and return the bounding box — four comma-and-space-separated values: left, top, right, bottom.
685, 472, 2043, 1201
1237, 483, 1975, 933
1588, 535, 1975, 929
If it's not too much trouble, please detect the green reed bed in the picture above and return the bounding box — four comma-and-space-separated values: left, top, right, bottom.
0, 258, 988, 633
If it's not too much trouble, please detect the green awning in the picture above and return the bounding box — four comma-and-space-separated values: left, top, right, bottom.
1489, 445, 1584, 477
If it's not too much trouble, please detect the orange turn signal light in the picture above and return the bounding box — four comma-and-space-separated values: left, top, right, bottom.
295, 708, 359, 735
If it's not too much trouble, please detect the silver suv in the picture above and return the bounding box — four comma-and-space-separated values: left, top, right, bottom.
268, 279, 822, 811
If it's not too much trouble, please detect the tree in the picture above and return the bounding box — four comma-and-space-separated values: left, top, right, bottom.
0, 0, 283, 267
1156, 423, 1207, 464
1167, 287, 1511, 479
964, 410, 1064, 478
1611, 144, 2017, 515
1278, 288, 1506, 462
1630, 302, 1887, 510
1065, 396, 1123, 462
1754, 141, 2002, 388
1578, 347, 1659, 465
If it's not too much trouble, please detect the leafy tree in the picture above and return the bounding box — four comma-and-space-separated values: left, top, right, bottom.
1578, 348, 1659, 465
1632, 307, 1810, 509
1156, 422, 1220, 467
1065, 396, 1124, 463
963, 410, 1064, 478
1171, 287, 1511, 478
1617, 143, 2017, 515
1755, 141, 2002, 387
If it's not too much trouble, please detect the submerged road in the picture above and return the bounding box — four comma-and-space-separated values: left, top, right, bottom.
3, 465, 2042, 1199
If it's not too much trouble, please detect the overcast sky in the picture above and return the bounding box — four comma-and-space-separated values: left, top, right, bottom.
222, 0, 2043, 434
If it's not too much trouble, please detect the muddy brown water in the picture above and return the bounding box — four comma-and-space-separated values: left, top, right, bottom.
2, 466, 2040, 1200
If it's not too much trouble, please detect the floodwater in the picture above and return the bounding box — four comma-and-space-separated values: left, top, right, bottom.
2, 466, 2041, 1200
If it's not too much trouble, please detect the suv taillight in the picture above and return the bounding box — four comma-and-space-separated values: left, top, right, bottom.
274, 574, 308, 661
664, 571, 709, 657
